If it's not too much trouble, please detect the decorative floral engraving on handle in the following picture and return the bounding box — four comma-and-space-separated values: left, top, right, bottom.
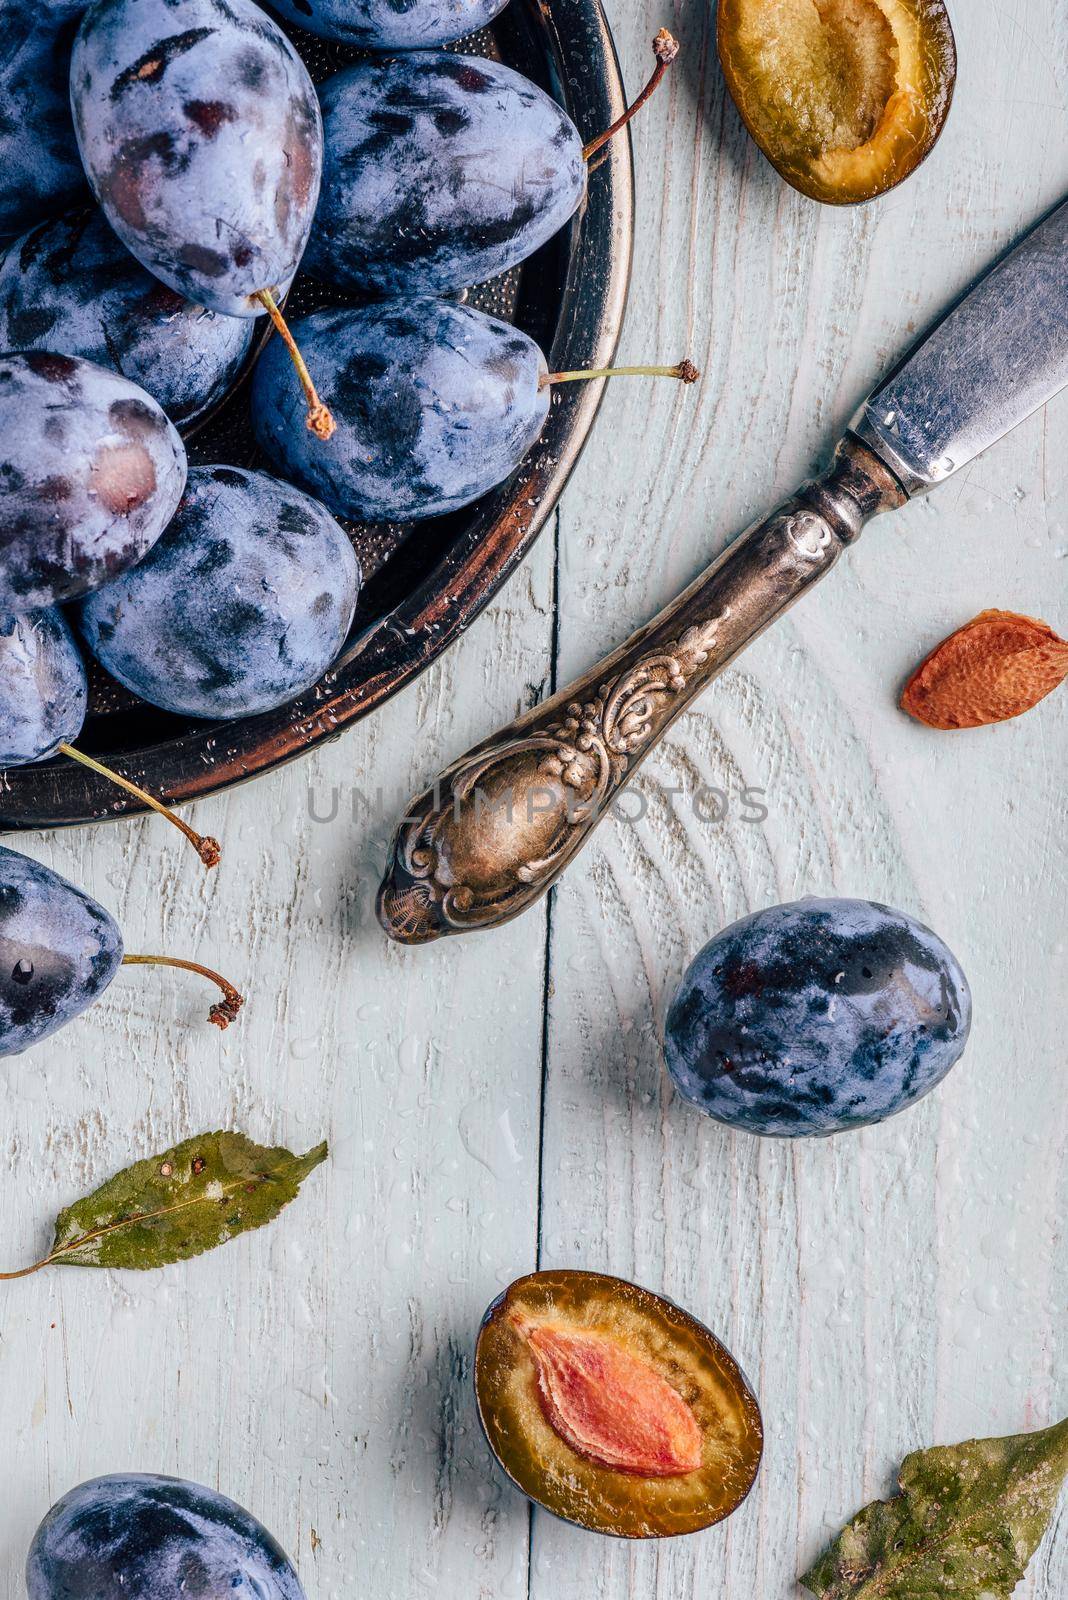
380, 616, 730, 940
539, 616, 727, 798
378, 437, 907, 943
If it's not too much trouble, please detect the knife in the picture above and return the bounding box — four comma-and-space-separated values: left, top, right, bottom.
377, 198, 1068, 944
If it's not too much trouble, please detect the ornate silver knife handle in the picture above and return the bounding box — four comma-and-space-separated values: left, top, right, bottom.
377, 437, 906, 943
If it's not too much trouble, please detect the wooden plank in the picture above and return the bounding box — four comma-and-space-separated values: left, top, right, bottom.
535, 0, 1067, 1595
0, 1, 1064, 1596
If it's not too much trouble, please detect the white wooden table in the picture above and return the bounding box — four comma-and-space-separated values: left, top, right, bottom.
3, 1, 1066, 1594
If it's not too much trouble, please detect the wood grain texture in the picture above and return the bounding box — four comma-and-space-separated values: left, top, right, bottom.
537, 0, 1067, 1594
1, 0, 1066, 1596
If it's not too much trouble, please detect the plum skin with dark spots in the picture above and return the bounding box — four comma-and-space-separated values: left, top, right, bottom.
78, 465, 361, 720
71, 0, 322, 316
0, 846, 122, 1057
250, 299, 551, 522
664, 898, 972, 1138
304, 53, 585, 297
0, 209, 254, 427
26, 1472, 306, 1599
0, 352, 187, 611
268, 0, 508, 49
0, 609, 88, 765
0, 0, 88, 240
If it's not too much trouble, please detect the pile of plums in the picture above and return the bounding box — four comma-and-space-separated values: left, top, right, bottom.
0, 0, 682, 1052
0, 0, 681, 787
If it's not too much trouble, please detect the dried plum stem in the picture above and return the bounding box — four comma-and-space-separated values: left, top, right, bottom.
582, 28, 679, 160
542, 360, 699, 387
0, 1258, 47, 1281
255, 288, 336, 440
57, 744, 220, 868
121, 954, 245, 1030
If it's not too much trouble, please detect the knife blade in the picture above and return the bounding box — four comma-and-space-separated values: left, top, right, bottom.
378, 196, 1068, 944
853, 197, 1068, 492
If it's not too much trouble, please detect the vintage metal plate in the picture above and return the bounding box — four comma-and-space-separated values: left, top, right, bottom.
1, 0, 633, 830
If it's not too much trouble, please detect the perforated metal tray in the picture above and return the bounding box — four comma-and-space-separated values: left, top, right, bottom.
0, 0, 633, 830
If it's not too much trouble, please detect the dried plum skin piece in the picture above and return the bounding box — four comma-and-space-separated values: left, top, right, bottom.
0, 610, 88, 766
303, 53, 586, 297
250, 299, 551, 522
26, 1472, 306, 1598
78, 465, 361, 720
70, 0, 323, 317
664, 897, 973, 1138
267, 0, 509, 48
0, 210, 254, 427
0, 352, 187, 612
0, 845, 123, 1057
0, 0, 88, 240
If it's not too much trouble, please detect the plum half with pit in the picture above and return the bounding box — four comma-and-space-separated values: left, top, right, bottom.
718, 0, 956, 205
665, 897, 972, 1138
475, 1269, 763, 1538
26, 1472, 305, 1599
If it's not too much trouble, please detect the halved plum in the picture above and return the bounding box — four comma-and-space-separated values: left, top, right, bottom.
474, 1269, 763, 1538
718, 0, 956, 204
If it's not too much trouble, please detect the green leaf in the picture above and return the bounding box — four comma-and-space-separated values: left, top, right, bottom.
802, 1417, 1068, 1600
3, 1132, 327, 1276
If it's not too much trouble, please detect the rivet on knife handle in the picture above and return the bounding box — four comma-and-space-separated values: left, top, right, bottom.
377, 437, 905, 943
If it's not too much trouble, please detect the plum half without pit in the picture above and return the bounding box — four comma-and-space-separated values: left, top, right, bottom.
475, 1270, 763, 1538
718, 0, 956, 204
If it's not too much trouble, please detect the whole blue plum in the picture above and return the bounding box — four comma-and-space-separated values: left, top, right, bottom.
0, 845, 122, 1056
0, 210, 254, 428
250, 299, 550, 521
0, 0, 88, 239
71, 0, 322, 317
79, 466, 360, 719
268, 0, 508, 47
0, 352, 187, 611
303, 53, 585, 296
0, 609, 88, 766
26, 1472, 305, 1599
664, 898, 972, 1138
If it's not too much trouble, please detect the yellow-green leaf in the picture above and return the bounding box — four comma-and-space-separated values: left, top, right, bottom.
8, 1132, 327, 1275
802, 1417, 1068, 1600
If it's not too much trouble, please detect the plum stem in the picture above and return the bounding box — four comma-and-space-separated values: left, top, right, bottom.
255, 288, 336, 440
57, 744, 220, 869
582, 28, 679, 161
542, 359, 699, 388
121, 954, 245, 1030
0, 1259, 47, 1281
